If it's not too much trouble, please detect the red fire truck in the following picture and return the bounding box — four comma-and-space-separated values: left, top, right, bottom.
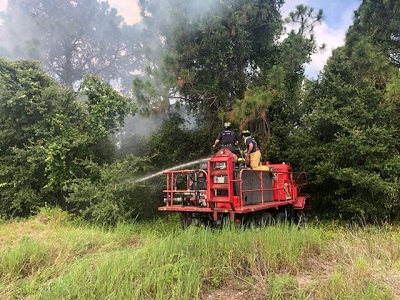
159, 148, 310, 227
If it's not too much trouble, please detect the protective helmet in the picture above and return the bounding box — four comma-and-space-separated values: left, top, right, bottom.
241, 130, 251, 136
224, 122, 232, 129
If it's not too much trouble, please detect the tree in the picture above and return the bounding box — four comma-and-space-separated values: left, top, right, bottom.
288, 39, 400, 220
135, 0, 284, 129
0, 0, 141, 91
66, 154, 161, 225
346, 0, 400, 67
233, 5, 323, 159
0, 59, 136, 218
290, 0, 400, 220
146, 113, 209, 168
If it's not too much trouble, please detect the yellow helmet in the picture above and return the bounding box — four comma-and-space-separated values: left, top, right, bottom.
224, 122, 232, 129
241, 130, 251, 136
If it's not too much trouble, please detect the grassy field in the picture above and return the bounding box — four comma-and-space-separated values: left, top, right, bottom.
1, 208, 400, 300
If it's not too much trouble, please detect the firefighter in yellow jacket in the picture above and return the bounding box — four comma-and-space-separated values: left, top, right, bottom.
241, 130, 261, 169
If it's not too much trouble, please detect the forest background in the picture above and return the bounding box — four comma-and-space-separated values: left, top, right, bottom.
0, 0, 399, 225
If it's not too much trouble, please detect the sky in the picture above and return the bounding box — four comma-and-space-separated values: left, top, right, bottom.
0, 0, 362, 78
281, 0, 362, 77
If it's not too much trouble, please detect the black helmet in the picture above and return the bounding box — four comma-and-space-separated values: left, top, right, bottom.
241, 130, 251, 137
224, 122, 232, 129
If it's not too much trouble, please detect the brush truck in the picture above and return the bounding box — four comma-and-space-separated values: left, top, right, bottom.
159, 148, 311, 228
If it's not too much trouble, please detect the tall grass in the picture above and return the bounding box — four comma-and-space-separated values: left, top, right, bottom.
1, 209, 400, 299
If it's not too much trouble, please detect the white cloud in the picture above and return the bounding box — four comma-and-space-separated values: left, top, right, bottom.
0, 0, 6, 11
282, 0, 360, 78
107, 0, 141, 25
304, 22, 349, 78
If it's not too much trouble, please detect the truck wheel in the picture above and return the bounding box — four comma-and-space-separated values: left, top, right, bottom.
275, 212, 287, 225
294, 210, 306, 227
259, 212, 275, 227
179, 213, 192, 229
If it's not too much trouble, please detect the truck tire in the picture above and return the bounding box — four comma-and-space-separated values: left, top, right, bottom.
259, 211, 275, 227
179, 212, 192, 228
294, 210, 306, 227
275, 212, 287, 225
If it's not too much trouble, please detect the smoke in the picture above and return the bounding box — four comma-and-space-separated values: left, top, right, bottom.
0, 2, 37, 59
0, 0, 6, 14
178, 0, 222, 21
107, 0, 141, 25
114, 106, 198, 158
0, 0, 202, 158
123, 115, 163, 138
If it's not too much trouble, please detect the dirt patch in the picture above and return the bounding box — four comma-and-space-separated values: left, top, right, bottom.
201, 280, 265, 300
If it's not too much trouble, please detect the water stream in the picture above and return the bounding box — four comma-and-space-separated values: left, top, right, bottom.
132, 157, 210, 183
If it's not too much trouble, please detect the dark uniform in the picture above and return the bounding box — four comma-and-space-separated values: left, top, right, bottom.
215, 128, 240, 157
216, 129, 237, 147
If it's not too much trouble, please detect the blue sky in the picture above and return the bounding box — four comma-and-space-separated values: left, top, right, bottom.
0, 0, 362, 78
284, 0, 362, 29
282, 0, 362, 77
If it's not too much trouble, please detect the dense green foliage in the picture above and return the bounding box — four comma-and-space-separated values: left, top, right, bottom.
66, 155, 161, 225
0, 59, 135, 218
346, 0, 400, 67
285, 0, 400, 220
288, 47, 400, 219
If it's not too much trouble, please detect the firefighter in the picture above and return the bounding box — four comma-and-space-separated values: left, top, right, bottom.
241, 130, 261, 169
213, 122, 240, 161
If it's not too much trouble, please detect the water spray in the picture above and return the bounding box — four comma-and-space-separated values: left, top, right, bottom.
132, 157, 210, 183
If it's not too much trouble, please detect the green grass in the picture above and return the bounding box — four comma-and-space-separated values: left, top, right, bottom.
1, 209, 400, 299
